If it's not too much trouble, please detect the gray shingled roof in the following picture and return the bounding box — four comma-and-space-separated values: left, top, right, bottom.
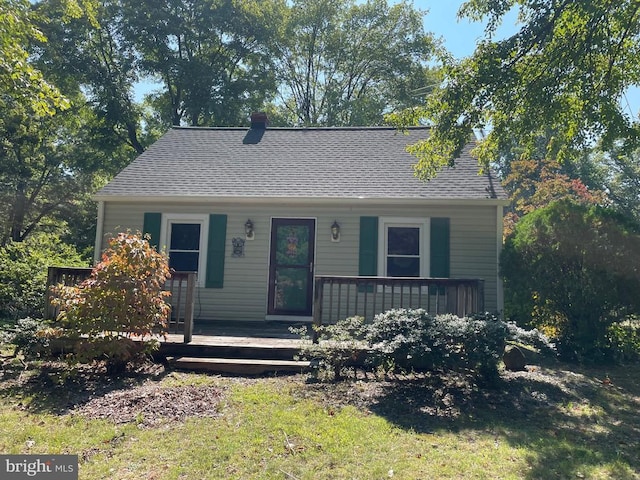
96, 126, 507, 201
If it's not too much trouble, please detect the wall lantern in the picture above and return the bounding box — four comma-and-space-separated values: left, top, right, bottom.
331, 220, 341, 242
245, 219, 255, 240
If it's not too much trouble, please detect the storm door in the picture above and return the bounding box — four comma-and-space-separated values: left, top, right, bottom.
267, 218, 316, 316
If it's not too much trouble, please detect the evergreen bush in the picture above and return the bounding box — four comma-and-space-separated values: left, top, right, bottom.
0, 233, 87, 320
296, 309, 553, 383
501, 200, 640, 361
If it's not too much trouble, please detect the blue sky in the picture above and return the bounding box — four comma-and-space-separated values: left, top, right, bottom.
416, 1, 518, 58
417, 0, 639, 120
136, 1, 639, 120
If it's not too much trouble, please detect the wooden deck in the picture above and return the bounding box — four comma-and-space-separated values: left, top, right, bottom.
160, 321, 310, 375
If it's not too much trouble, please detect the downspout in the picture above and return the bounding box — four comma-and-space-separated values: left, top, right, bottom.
496, 204, 504, 316
93, 200, 105, 265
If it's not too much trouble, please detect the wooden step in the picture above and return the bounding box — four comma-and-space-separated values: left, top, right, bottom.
168, 356, 311, 375
160, 342, 303, 361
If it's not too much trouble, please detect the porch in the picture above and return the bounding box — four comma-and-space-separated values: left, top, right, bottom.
46, 268, 485, 339
45, 267, 485, 373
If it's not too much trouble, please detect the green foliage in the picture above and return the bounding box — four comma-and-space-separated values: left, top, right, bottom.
292, 316, 368, 381
0, 233, 87, 320
119, 0, 282, 127
0, 317, 52, 358
296, 309, 552, 383
501, 200, 640, 361
272, 0, 438, 126
606, 319, 640, 364
51, 232, 171, 372
0, 0, 69, 117
399, 0, 640, 179
502, 157, 606, 236
366, 310, 509, 383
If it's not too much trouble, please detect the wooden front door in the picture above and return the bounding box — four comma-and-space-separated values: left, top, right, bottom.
268, 218, 316, 317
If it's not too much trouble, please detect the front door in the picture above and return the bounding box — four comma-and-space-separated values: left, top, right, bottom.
268, 218, 316, 317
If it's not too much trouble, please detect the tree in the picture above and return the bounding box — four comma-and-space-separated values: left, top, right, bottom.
502, 157, 606, 235
0, 0, 69, 117
271, 0, 439, 126
0, 0, 145, 248
501, 200, 640, 360
0, 94, 127, 246
32, 0, 148, 155
399, 0, 640, 180
120, 0, 284, 127
589, 146, 640, 224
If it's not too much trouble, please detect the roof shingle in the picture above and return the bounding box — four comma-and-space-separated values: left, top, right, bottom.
96, 126, 507, 201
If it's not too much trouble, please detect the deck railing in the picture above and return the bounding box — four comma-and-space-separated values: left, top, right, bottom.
312, 276, 484, 331
45, 266, 196, 343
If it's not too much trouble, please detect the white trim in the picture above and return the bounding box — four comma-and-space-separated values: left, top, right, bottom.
94, 195, 509, 207
93, 200, 105, 265
160, 213, 209, 287
377, 217, 430, 277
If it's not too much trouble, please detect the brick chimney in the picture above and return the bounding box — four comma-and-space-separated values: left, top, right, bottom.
250, 112, 268, 129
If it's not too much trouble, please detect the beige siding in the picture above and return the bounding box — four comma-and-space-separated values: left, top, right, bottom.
100, 201, 502, 322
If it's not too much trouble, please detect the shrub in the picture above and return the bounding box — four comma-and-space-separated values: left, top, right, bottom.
293, 316, 368, 380
295, 309, 553, 383
0, 233, 87, 320
606, 319, 640, 363
501, 200, 640, 361
51, 232, 171, 372
366, 310, 509, 383
0, 317, 52, 359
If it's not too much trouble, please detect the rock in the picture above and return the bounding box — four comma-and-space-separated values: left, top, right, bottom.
503, 345, 527, 371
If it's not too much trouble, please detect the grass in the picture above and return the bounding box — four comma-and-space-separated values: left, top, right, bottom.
0, 355, 638, 479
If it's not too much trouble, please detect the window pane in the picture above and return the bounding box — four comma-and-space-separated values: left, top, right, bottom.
170, 223, 201, 250
387, 257, 420, 277
275, 225, 310, 266
387, 227, 419, 255
170, 252, 199, 272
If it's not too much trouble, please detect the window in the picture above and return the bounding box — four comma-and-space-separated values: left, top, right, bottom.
379, 218, 429, 277
161, 214, 209, 285
169, 223, 201, 271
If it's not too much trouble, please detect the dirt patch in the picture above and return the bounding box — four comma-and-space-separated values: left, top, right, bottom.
72, 383, 223, 426
0, 358, 225, 425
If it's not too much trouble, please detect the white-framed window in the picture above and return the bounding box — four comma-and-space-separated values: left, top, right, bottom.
160, 214, 209, 285
378, 217, 429, 277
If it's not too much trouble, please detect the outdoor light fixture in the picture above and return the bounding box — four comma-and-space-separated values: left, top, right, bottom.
245, 219, 255, 240
331, 220, 340, 242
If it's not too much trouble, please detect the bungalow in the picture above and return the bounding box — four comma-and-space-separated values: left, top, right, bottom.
93, 114, 508, 325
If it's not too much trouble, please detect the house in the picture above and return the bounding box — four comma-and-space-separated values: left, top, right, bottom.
93, 114, 508, 325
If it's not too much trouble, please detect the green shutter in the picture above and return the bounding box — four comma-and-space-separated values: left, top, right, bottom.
359, 216, 378, 275
143, 212, 162, 249
205, 214, 227, 288
430, 217, 450, 278
359, 217, 378, 292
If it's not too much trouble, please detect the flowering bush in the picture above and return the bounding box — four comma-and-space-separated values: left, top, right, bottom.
51, 232, 171, 372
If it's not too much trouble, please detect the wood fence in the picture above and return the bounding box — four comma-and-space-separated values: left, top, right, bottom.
312, 276, 484, 331
45, 266, 196, 343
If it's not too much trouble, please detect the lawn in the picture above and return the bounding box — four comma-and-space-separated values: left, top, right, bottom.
0, 355, 638, 479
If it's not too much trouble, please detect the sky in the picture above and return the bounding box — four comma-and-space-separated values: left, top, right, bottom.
416, 0, 639, 120
416, 1, 518, 58
136, 1, 639, 120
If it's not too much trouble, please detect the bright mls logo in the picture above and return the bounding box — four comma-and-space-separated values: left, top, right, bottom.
1, 455, 78, 480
